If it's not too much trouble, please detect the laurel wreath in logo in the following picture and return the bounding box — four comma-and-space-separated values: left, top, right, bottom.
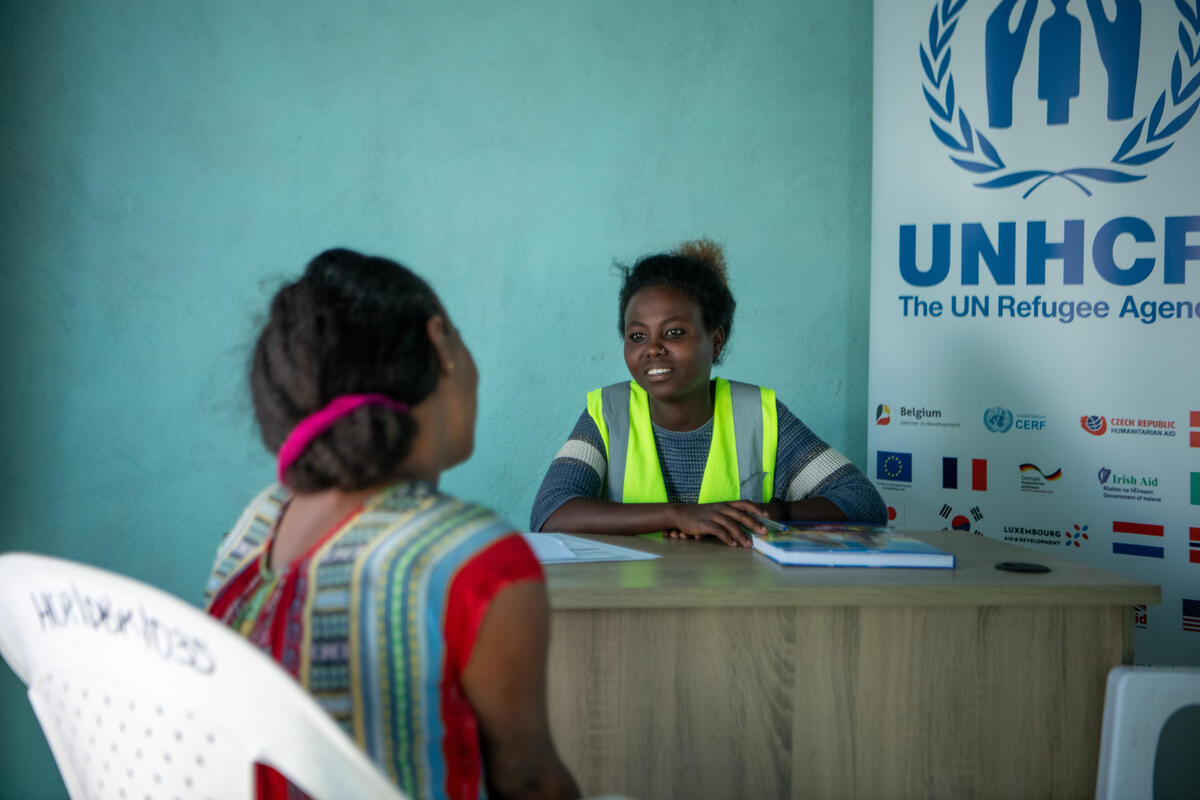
921, 0, 1200, 197
983, 406, 1013, 432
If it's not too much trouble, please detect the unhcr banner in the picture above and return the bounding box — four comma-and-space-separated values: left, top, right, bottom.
869, 0, 1200, 664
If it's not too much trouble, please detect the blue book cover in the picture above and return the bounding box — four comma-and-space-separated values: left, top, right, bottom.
751, 523, 955, 568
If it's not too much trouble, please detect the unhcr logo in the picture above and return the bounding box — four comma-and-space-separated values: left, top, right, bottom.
919, 0, 1200, 196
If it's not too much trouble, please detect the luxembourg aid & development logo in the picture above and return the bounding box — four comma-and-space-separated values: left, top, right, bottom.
920, 0, 1200, 197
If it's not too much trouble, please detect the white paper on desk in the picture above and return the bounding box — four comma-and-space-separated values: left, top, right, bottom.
522, 533, 661, 565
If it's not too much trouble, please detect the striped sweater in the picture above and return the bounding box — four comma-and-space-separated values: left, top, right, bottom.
531, 395, 886, 530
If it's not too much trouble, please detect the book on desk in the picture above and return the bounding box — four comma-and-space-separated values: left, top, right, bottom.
751, 522, 956, 568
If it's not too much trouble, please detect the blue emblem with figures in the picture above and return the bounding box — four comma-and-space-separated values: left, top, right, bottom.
921, 0, 1200, 196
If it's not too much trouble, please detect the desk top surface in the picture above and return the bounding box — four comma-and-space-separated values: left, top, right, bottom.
542, 531, 1160, 609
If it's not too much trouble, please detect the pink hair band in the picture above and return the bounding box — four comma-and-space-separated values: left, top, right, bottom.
277, 393, 410, 485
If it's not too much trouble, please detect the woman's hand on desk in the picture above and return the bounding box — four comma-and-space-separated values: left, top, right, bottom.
665, 501, 764, 548
540, 497, 764, 546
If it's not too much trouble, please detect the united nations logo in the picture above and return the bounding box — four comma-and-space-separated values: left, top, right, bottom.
920, 0, 1200, 196
983, 406, 1014, 432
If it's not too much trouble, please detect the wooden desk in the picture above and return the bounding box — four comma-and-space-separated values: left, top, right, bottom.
542, 532, 1159, 800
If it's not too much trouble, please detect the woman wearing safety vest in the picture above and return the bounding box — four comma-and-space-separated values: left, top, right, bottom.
530, 239, 887, 548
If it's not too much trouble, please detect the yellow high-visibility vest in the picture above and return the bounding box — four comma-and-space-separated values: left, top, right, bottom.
585, 378, 778, 505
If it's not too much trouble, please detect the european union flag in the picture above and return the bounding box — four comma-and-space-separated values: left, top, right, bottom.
877, 451, 912, 482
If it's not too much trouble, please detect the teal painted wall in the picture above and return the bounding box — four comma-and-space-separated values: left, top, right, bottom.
0, 1, 873, 795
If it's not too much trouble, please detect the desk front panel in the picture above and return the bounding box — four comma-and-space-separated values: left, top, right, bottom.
548, 603, 1130, 800
543, 532, 1153, 799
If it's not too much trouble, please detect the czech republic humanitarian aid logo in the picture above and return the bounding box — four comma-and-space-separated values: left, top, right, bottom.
920, 0, 1200, 196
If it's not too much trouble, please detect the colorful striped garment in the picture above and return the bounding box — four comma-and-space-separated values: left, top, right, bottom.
205, 481, 543, 800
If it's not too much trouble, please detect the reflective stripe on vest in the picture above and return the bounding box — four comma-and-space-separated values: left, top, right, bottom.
585, 378, 778, 504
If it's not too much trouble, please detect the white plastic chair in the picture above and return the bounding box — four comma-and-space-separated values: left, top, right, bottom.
0, 552, 406, 800
1095, 665, 1200, 800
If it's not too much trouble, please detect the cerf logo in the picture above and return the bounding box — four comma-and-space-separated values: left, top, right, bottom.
876, 404, 892, 425
1081, 414, 1107, 435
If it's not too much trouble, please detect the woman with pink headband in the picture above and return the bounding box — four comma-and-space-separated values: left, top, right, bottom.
203, 248, 578, 800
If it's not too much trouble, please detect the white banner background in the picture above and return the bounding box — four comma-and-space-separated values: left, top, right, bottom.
870, 0, 1200, 665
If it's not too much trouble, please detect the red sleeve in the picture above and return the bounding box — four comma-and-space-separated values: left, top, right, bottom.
206, 559, 260, 620
442, 534, 544, 677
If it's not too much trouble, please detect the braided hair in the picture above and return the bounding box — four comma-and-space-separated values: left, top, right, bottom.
250, 248, 442, 492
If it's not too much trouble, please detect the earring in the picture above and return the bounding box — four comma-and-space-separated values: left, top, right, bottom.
446, 361, 455, 371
